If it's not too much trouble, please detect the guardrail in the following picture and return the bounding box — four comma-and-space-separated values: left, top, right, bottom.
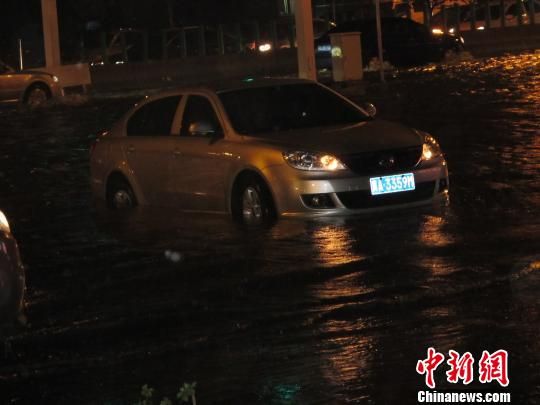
82, 3, 538, 66
428, 0, 538, 34
84, 20, 297, 65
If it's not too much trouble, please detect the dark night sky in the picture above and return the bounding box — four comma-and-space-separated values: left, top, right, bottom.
0, 0, 283, 61
0, 0, 283, 37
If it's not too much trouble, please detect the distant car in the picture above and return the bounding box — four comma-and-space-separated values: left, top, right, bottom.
0, 60, 62, 107
431, 0, 540, 33
0, 210, 25, 323
90, 78, 449, 225
315, 17, 464, 69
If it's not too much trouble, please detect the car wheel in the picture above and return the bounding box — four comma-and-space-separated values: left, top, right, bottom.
234, 175, 275, 226
24, 84, 51, 108
107, 178, 137, 210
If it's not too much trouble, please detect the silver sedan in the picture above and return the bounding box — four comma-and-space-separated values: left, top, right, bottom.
0, 60, 62, 107
90, 79, 449, 225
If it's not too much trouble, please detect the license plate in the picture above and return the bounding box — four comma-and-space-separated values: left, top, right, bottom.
370, 173, 415, 195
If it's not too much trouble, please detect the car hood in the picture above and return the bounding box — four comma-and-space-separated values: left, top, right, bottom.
242, 120, 423, 155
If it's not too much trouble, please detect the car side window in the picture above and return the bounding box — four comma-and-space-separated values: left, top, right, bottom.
126, 95, 182, 136
180, 95, 223, 137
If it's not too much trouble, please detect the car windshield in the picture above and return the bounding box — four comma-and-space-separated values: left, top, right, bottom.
218, 83, 369, 135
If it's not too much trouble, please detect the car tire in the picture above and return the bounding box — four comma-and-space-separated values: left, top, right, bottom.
233, 175, 275, 226
23, 83, 51, 109
107, 178, 137, 210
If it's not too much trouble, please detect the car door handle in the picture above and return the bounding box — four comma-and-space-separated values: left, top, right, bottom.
127, 145, 135, 153
173, 149, 182, 158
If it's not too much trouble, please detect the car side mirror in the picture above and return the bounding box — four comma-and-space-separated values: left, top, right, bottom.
188, 121, 217, 137
363, 103, 377, 118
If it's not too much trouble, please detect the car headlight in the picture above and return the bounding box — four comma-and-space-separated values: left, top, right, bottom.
283, 151, 347, 171
422, 135, 443, 161
0, 210, 11, 233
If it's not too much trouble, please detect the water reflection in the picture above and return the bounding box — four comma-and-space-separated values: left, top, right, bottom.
418, 214, 455, 248
97, 206, 457, 277
310, 224, 366, 267
319, 331, 374, 399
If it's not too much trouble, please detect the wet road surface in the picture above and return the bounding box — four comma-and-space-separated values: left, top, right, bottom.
0, 53, 539, 404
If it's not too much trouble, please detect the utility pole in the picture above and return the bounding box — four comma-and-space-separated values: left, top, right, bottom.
41, 0, 61, 67
294, 0, 317, 81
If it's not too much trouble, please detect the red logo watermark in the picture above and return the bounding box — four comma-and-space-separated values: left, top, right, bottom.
447, 350, 475, 385
416, 348, 509, 388
478, 350, 509, 387
416, 347, 445, 389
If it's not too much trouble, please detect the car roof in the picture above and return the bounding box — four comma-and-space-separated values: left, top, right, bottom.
204, 77, 313, 93
143, 77, 316, 99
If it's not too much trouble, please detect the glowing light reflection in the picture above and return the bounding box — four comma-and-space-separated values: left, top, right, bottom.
311, 225, 365, 267
418, 215, 454, 248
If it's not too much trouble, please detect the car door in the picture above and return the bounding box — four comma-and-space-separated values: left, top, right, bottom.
173, 94, 235, 212
123, 94, 183, 205
0, 64, 24, 103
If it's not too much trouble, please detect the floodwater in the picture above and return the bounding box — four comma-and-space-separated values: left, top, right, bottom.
0, 53, 538, 404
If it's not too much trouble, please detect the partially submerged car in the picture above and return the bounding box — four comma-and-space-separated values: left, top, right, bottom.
0, 60, 61, 107
90, 79, 449, 225
316, 17, 464, 69
0, 210, 25, 323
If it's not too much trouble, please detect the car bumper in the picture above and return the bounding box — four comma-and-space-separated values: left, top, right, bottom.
263, 158, 449, 217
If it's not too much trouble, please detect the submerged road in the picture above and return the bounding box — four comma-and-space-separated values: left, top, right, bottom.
0, 53, 539, 404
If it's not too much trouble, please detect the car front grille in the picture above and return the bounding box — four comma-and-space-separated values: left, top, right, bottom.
336, 181, 436, 209
340, 145, 422, 175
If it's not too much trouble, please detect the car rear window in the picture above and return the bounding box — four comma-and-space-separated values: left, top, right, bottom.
218, 83, 368, 135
